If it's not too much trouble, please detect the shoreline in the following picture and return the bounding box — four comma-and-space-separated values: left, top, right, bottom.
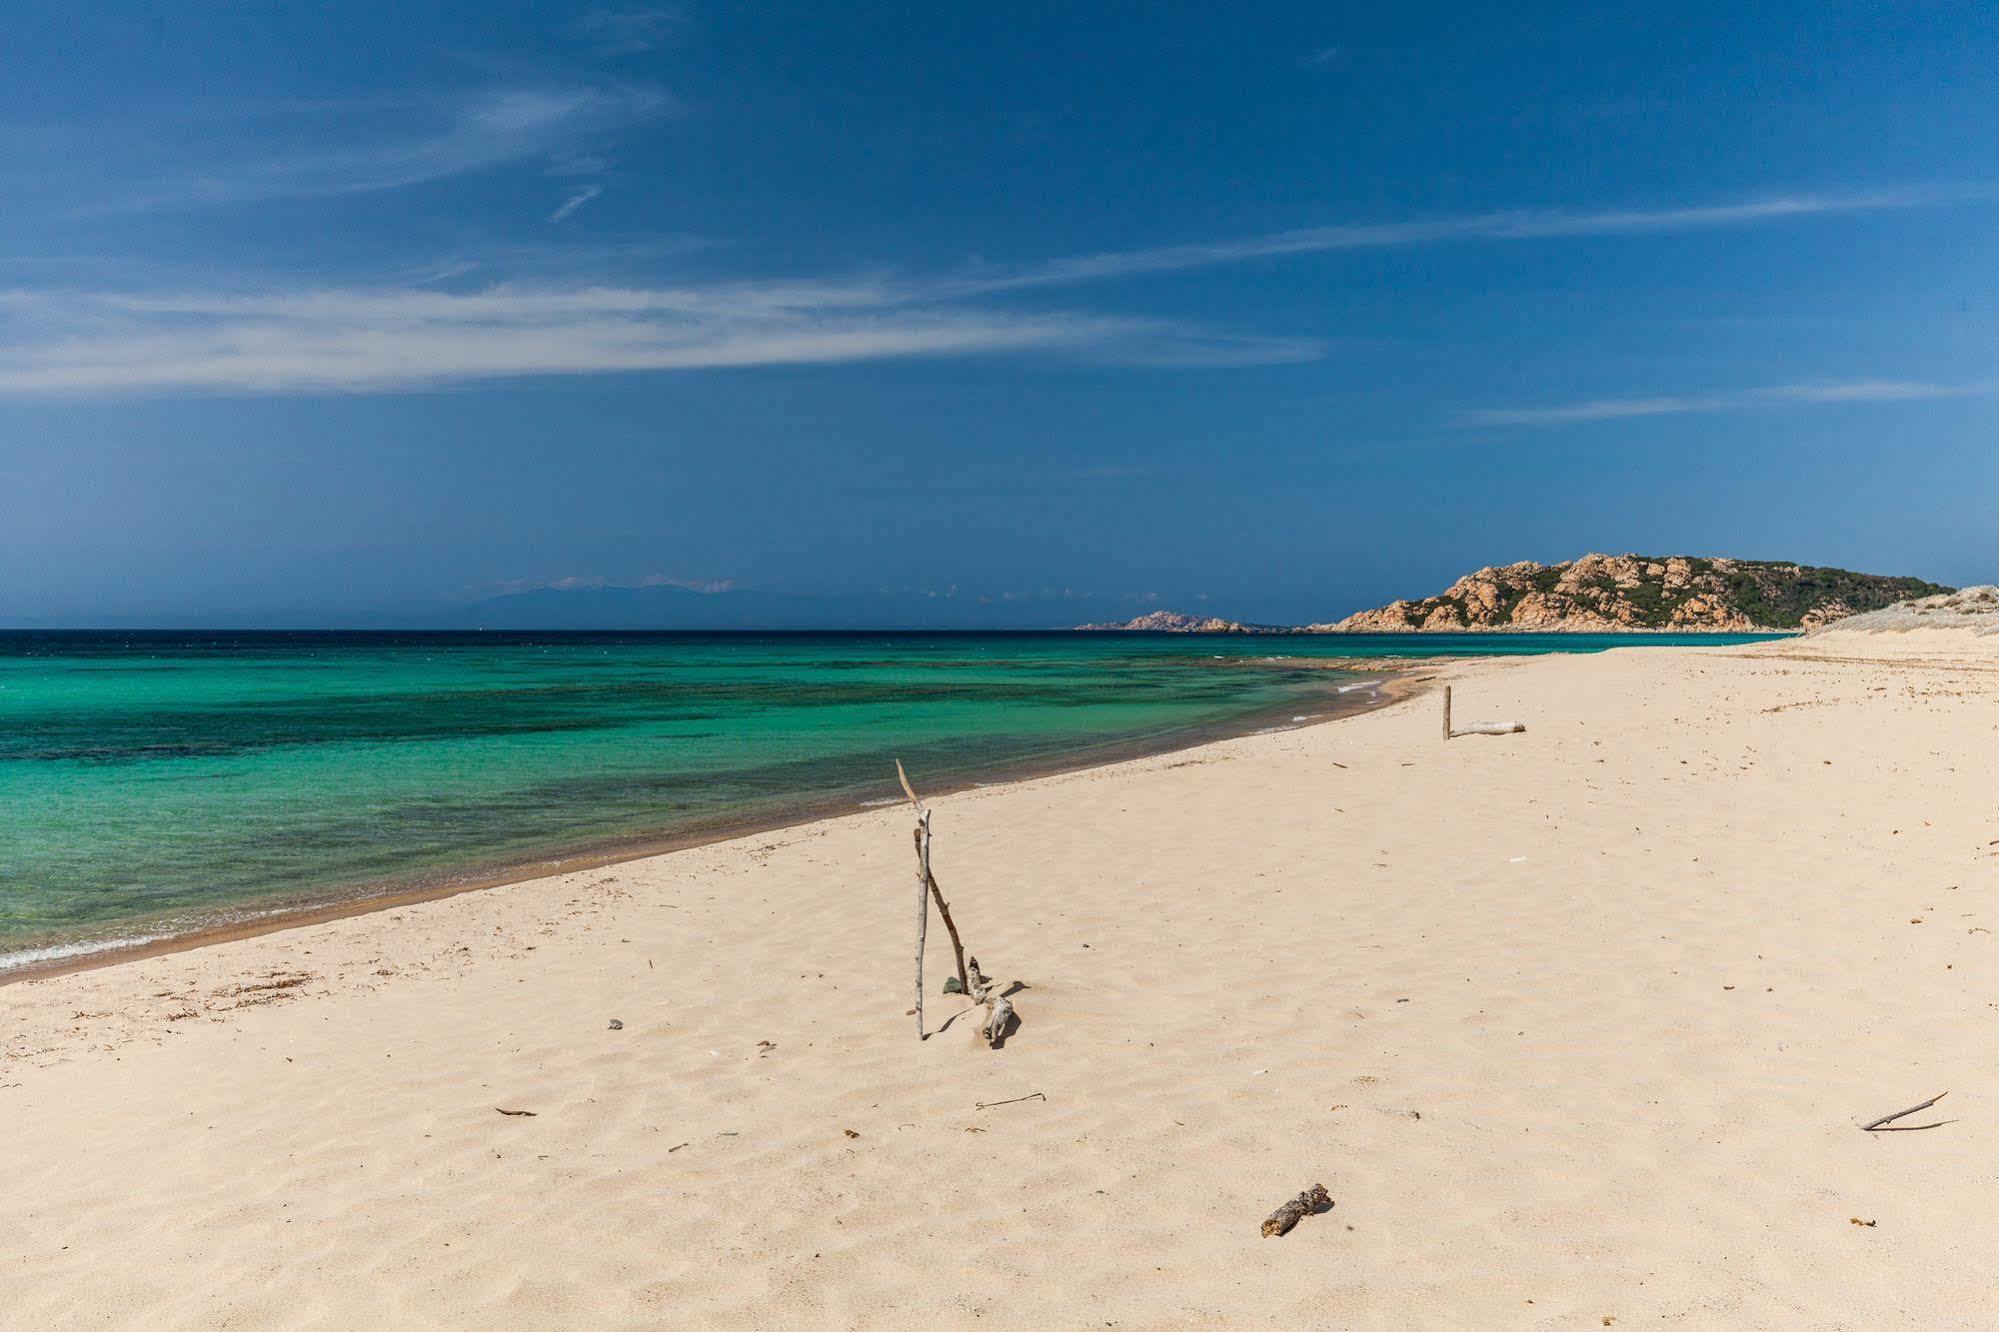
0, 669, 1420, 987
1087, 627, 1800, 637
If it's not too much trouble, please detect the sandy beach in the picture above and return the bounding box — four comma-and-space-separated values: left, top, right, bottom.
7, 627, 1999, 1329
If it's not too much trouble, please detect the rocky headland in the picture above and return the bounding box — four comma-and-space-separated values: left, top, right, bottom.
1078, 555, 1952, 633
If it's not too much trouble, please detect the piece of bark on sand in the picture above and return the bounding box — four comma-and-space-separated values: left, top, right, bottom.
1261, 1184, 1333, 1237
980, 990, 1016, 1048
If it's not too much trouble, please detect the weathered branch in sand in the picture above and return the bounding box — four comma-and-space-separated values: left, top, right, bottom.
981, 991, 1016, 1048
964, 954, 1013, 1045
1441, 685, 1452, 742
913, 806, 930, 1039
1862, 1091, 1951, 1132
898, 760, 970, 998
896, 761, 1022, 1049
926, 857, 970, 995
899, 759, 1022, 1048
1261, 1183, 1333, 1237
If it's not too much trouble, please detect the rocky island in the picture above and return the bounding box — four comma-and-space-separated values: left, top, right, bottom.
1074, 610, 1262, 633
1080, 554, 1952, 633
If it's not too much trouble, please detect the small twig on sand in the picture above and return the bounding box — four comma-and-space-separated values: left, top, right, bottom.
1261, 1183, 1333, 1237
1862, 1092, 1951, 1132
974, 1091, 1046, 1111
495, 1107, 537, 1117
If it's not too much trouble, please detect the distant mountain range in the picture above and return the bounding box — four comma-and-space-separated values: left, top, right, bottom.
1078, 555, 1954, 634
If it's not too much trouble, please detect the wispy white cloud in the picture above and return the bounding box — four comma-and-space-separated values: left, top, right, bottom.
60, 84, 667, 214
1457, 378, 1996, 427
549, 184, 604, 223
943, 189, 1958, 294
0, 281, 1205, 392
0, 187, 1966, 395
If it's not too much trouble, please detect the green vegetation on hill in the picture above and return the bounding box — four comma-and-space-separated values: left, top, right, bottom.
1332, 554, 1954, 633
1705, 562, 1948, 630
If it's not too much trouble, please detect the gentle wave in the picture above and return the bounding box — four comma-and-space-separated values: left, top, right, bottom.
0, 931, 174, 972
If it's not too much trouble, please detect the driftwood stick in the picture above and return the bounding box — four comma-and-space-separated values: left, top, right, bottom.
920, 837, 969, 997
913, 807, 931, 1039
896, 759, 1022, 1052
1442, 685, 1452, 741
898, 761, 970, 996
981, 991, 1016, 1048
965, 954, 1010, 1044
1261, 1183, 1333, 1237
898, 758, 936, 1038
1862, 1092, 1950, 1132
929, 869, 969, 997
974, 1091, 1046, 1111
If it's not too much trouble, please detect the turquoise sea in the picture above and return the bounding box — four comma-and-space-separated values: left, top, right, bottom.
0, 630, 1781, 969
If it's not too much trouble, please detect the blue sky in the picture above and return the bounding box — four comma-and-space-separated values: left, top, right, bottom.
1, 2, 1994, 627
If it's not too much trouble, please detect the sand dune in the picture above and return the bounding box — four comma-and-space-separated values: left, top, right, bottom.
7, 633, 1999, 1328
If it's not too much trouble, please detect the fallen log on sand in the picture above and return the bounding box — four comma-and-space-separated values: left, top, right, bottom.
1455, 722, 1526, 737
1442, 684, 1525, 738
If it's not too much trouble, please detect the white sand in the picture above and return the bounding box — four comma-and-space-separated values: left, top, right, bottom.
6, 634, 1999, 1328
